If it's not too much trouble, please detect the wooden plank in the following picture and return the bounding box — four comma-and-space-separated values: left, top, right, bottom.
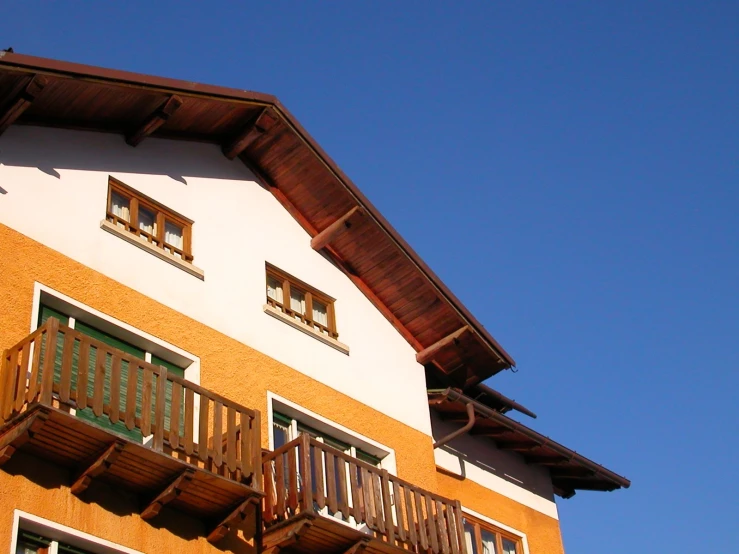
124, 362, 138, 431
183, 387, 194, 456
454, 501, 466, 554
275, 452, 286, 517
263, 457, 275, 523
198, 395, 209, 462
251, 409, 262, 489
310, 206, 362, 251
58, 332, 75, 404
226, 405, 236, 473
126, 95, 183, 147
153, 366, 168, 451
372, 472, 386, 534
141, 469, 194, 519
0, 74, 48, 136
425, 495, 439, 554
27, 338, 43, 403
6, 348, 19, 417
0, 411, 48, 466
404, 485, 417, 547
336, 455, 349, 516
70, 441, 125, 495
447, 503, 460, 554
287, 444, 298, 512
325, 450, 338, 514
349, 461, 362, 522
76, 340, 90, 410
109, 355, 121, 424
299, 434, 313, 514
381, 470, 395, 545
40, 319, 59, 405
92, 348, 106, 417
436, 500, 450, 554
238, 411, 251, 480
170, 381, 182, 450
361, 467, 374, 530
393, 479, 407, 543
415, 490, 429, 551
140, 368, 153, 437
212, 400, 223, 467
15, 342, 31, 412
314, 442, 326, 509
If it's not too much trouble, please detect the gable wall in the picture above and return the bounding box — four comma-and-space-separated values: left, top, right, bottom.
0, 125, 431, 436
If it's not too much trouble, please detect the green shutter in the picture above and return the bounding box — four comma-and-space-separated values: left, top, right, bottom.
38, 305, 186, 443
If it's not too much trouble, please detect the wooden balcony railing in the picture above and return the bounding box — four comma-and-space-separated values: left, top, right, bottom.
0, 318, 262, 489
263, 434, 467, 554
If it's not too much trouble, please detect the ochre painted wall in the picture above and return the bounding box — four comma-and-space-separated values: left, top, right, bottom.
0, 223, 564, 554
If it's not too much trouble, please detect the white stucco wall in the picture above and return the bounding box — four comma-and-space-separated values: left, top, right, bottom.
0, 125, 433, 436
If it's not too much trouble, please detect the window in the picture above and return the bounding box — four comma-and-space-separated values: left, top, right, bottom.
36, 299, 189, 444
266, 265, 338, 338
16, 531, 94, 554
106, 177, 193, 262
272, 412, 382, 466
463, 515, 522, 554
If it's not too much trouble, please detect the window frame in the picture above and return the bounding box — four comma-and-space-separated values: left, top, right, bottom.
463, 514, 524, 554
106, 176, 194, 262
265, 264, 338, 339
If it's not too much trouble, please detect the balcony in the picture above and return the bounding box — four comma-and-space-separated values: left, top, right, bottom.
262, 435, 467, 554
0, 318, 263, 542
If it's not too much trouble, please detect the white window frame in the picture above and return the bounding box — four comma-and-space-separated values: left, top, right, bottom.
29, 282, 201, 441
461, 507, 531, 554
10, 510, 143, 554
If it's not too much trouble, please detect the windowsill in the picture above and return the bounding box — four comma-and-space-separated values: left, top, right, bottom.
100, 219, 205, 280
263, 304, 350, 355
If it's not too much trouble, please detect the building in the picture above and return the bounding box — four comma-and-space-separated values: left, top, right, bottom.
0, 51, 629, 554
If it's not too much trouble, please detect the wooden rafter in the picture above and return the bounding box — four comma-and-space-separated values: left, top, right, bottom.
0, 74, 47, 136
469, 427, 509, 437
524, 455, 571, 467
416, 326, 470, 366
494, 441, 540, 452
141, 469, 195, 520
344, 539, 371, 554
0, 410, 48, 466
310, 206, 363, 251
70, 440, 125, 495
222, 108, 274, 160
207, 496, 260, 543
126, 95, 183, 147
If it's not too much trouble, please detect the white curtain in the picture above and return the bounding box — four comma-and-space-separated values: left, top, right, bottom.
501, 539, 517, 554
267, 276, 284, 304
290, 288, 305, 316
165, 221, 184, 256
313, 300, 329, 330
111, 191, 130, 226
138, 207, 156, 236
464, 524, 478, 554
481, 530, 497, 554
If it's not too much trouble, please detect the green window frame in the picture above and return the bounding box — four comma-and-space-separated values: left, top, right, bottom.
38, 304, 186, 443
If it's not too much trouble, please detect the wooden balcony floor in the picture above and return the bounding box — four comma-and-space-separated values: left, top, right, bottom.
263, 512, 415, 554
0, 404, 262, 541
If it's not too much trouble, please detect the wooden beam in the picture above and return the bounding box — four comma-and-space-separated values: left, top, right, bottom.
310, 206, 363, 251
0, 410, 48, 466
141, 469, 195, 520
0, 74, 48, 136
71, 441, 125, 495
126, 95, 183, 147
207, 497, 260, 543
344, 539, 371, 554
262, 518, 314, 552
416, 326, 470, 366
222, 108, 274, 160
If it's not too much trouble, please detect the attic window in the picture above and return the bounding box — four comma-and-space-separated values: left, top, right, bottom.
265, 265, 338, 339
106, 177, 193, 262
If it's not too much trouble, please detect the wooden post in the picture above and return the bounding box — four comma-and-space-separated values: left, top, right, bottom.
153, 366, 168, 451
299, 433, 314, 514
40, 318, 59, 405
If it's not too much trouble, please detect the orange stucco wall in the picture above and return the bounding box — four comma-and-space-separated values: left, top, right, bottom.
0, 223, 564, 554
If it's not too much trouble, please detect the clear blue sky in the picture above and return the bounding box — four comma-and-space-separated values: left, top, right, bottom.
2, 2, 737, 552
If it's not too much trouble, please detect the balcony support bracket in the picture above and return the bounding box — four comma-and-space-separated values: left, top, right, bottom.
141, 469, 195, 520
344, 539, 371, 554
262, 517, 314, 554
71, 440, 125, 495
0, 410, 49, 466
207, 496, 260, 543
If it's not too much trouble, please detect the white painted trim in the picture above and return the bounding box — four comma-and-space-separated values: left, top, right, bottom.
461, 507, 531, 554
10, 510, 144, 554
100, 220, 205, 280
30, 282, 200, 385
263, 304, 350, 355
267, 391, 396, 475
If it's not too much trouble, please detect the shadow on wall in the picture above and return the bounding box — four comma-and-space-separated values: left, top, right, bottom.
0, 125, 256, 186
431, 412, 556, 503
1, 452, 256, 553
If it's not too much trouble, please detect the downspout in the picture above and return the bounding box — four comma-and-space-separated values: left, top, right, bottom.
433, 401, 475, 449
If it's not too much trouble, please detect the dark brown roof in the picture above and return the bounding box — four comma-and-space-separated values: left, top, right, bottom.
0, 51, 514, 387
428, 388, 630, 498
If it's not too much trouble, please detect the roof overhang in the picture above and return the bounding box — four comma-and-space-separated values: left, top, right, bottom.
0, 51, 514, 387
428, 388, 630, 498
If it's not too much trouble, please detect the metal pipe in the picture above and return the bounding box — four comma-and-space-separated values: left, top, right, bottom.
433, 402, 475, 449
